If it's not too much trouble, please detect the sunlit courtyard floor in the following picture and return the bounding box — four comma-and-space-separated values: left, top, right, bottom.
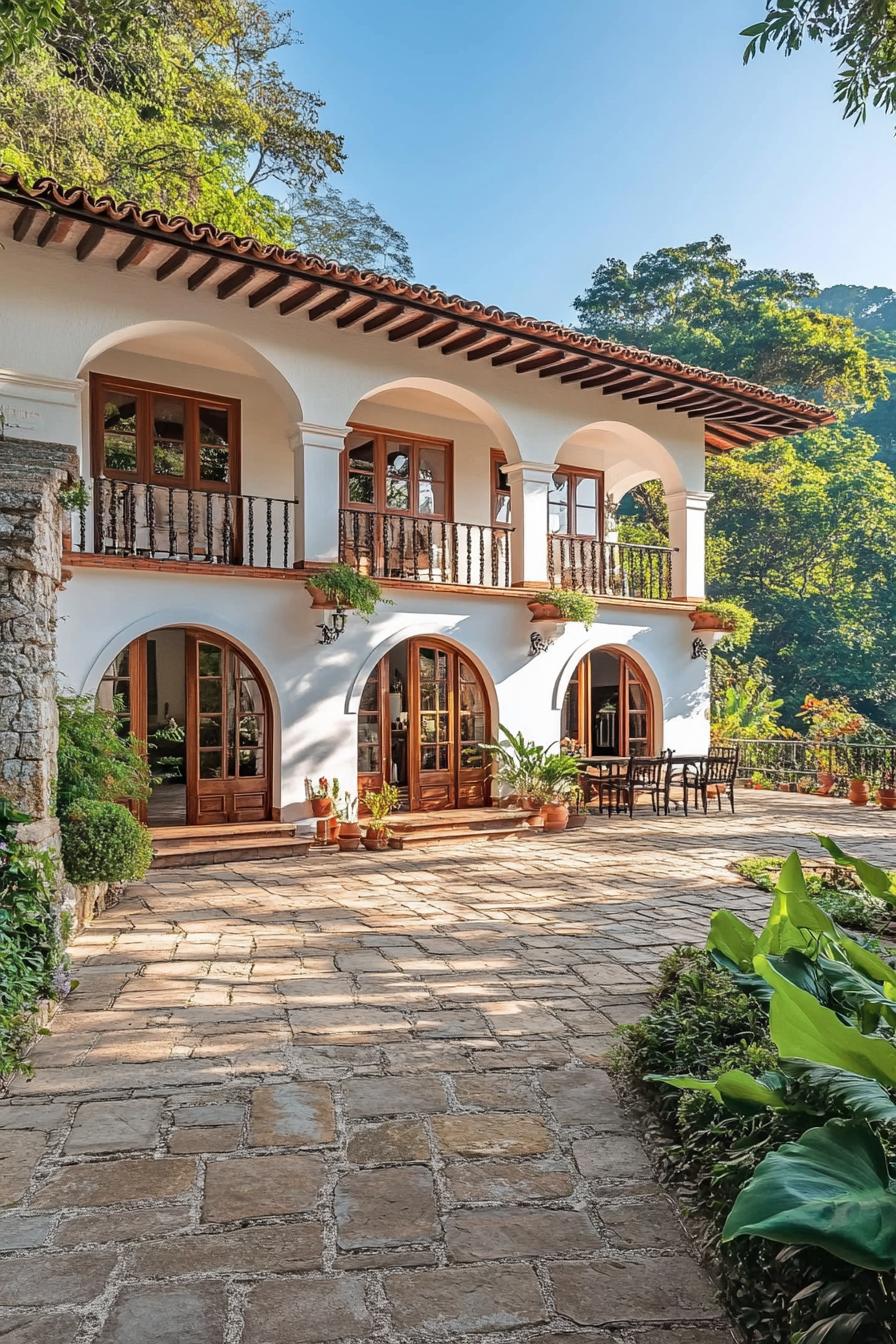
2, 794, 894, 1343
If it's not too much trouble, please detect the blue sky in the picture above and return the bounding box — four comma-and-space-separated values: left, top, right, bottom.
288, 1, 895, 323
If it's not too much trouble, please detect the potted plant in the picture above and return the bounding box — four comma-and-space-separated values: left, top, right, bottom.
362, 783, 399, 851
534, 752, 581, 832
305, 563, 391, 621
335, 790, 361, 850
877, 769, 896, 811
58, 479, 89, 552
566, 783, 589, 829
796, 776, 815, 794
848, 774, 870, 807
526, 588, 597, 628
307, 776, 337, 818
689, 599, 755, 646
480, 725, 548, 814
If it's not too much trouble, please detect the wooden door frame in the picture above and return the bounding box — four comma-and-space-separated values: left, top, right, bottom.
567, 649, 654, 756
408, 638, 456, 811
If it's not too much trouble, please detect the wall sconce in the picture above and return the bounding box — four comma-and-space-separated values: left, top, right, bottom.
529, 630, 554, 657
691, 637, 708, 661
318, 608, 347, 645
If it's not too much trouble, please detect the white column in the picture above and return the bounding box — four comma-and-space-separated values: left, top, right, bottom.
504, 461, 555, 588
666, 489, 712, 601
293, 421, 347, 567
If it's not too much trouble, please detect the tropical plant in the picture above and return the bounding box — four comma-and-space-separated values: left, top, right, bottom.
306, 776, 338, 802
695, 599, 756, 647
798, 694, 866, 741
334, 789, 358, 823
307, 565, 391, 621
710, 656, 787, 741
58, 478, 88, 513
362, 782, 399, 832
531, 589, 597, 627
532, 751, 582, 803
60, 799, 153, 884
480, 725, 549, 800
55, 693, 149, 814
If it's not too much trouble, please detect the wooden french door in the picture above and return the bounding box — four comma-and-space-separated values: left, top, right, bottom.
356, 641, 490, 812
185, 634, 271, 824
562, 651, 654, 757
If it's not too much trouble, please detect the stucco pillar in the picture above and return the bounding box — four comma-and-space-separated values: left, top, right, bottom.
293, 421, 347, 566
505, 462, 554, 587
666, 489, 712, 601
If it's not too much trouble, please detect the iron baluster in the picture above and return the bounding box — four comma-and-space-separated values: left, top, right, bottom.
167, 487, 176, 558
223, 494, 232, 564
128, 484, 137, 554
283, 499, 289, 569
490, 528, 498, 586
77, 479, 87, 552
381, 511, 388, 578
399, 516, 406, 579
247, 496, 255, 566
147, 484, 156, 556
451, 523, 459, 584
504, 530, 510, 587
187, 489, 194, 561
109, 479, 118, 552
265, 498, 272, 568
206, 491, 214, 562
478, 524, 485, 586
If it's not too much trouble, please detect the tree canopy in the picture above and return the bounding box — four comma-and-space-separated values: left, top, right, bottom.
0, 0, 414, 276
740, 1, 896, 126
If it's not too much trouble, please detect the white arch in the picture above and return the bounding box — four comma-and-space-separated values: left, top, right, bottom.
77, 319, 302, 421
551, 634, 664, 741
348, 376, 520, 463
555, 419, 687, 495
345, 622, 498, 730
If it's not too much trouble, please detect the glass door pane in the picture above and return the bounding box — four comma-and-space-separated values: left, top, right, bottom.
198, 404, 231, 484
418, 646, 451, 773
96, 647, 133, 736
102, 389, 140, 476
416, 444, 446, 517
357, 668, 382, 776
197, 641, 224, 779
152, 394, 186, 480
458, 660, 485, 768
626, 673, 649, 756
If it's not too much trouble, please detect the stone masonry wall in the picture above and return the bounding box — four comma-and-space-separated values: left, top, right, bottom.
0, 436, 77, 821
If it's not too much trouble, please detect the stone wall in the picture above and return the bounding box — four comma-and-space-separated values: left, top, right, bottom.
0, 436, 77, 820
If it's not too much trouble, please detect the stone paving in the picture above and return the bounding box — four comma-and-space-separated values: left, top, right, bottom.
2, 794, 895, 1344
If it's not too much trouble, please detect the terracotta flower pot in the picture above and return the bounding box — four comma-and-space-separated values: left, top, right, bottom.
848, 778, 870, 807
565, 811, 588, 829
877, 787, 896, 811
327, 815, 340, 843
527, 600, 566, 624
542, 802, 569, 832
311, 797, 332, 818
363, 829, 389, 851
817, 770, 835, 796
337, 820, 361, 851
689, 611, 734, 633
743, 780, 754, 790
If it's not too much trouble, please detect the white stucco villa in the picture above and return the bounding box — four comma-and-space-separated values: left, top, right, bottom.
0, 175, 831, 844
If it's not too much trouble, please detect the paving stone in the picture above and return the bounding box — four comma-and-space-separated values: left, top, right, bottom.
342, 1074, 448, 1117
0, 1133, 47, 1207
384, 1264, 548, 1334
64, 1097, 163, 1155
479, 1000, 565, 1036
638, 1330, 733, 1344
334, 1247, 438, 1270
444, 1158, 575, 1203
431, 1113, 552, 1158
243, 1277, 373, 1343
445, 1206, 602, 1261
248, 1081, 335, 1147
55, 1205, 191, 1246
128, 1221, 323, 1276
0, 1213, 54, 1251
201, 1153, 325, 1222
550, 1256, 719, 1325
0, 1250, 115, 1307
97, 1283, 227, 1344
168, 1124, 241, 1153
600, 1196, 688, 1249
572, 1134, 653, 1181
451, 1072, 536, 1110
0, 1104, 69, 1130
346, 1119, 430, 1165
31, 1157, 196, 1209
335, 1165, 438, 1248
538, 1068, 618, 1125
171, 1103, 244, 1127
0, 1312, 82, 1343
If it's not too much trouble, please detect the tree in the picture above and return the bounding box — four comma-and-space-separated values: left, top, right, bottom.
740, 1, 896, 126
0, 0, 413, 275
816, 284, 896, 468
574, 238, 886, 411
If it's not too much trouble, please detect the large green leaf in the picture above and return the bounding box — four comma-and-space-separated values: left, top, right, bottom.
707, 908, 757, 969
722, 1119, 896, 1270
756, 852, 838, 959
709, 948, 774, 1001
816, 957, 896, 1031
756, 955, 896, 1087
836, 928, 896, 991
816, 835, 896, 907
645, 1068, 789, 1114
780, 1059, 896, 1126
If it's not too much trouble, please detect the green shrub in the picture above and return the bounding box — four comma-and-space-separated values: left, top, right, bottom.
695, 598, 755, 646
734, 855, 890, 932
0, 797, 71, 1078
60, 801, 153, 885
56, 693, 150, 814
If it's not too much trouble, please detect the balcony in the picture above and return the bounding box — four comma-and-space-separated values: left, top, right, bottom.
548, 535, 675, 600
71, 478, 296, 570
339, 508, 513, 588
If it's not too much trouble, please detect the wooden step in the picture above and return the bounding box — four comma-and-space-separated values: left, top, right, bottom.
151, 834, 310, 869
390, 807, 535, 834
390, 824, 538, 849
151, 821, 297, 846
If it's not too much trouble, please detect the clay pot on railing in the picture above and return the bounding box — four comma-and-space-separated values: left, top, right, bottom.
337, 820, 361, 851
689, 611, 735, 634
847, 777, 870, 807
306, 582, 340, 610
817, 770, 836, 796
527, 600, 566, 623
542, 801, 570, 832
877, 786, 896, 811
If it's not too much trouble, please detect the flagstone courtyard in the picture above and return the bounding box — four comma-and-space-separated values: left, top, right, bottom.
2, 794, 894, 1344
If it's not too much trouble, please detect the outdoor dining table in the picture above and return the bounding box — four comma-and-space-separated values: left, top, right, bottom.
576, 753, 709, 814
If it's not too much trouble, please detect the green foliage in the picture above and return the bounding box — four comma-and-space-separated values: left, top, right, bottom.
56, 693, 149, 814
741, 1, 896, 127
308, 565, 391, 621
736, 855, 888, 933
0, 796, 70, 1078
695, 599, 756, 646
0, 0, 413, 276
362, 782, 399, 831
60, 799, 152, 884
711, 656, 787, 741
532, 588, 597, 626
533, 750, 581, 803
480, 725, 571, 802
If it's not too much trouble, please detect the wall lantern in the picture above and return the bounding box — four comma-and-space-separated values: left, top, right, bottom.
691, 637, 708, 661
318, 608, 347, 645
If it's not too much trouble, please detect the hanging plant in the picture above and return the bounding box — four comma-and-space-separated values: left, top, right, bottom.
691, 599, 755, 646
527, 588, 597, 628
306, 564, 392, 621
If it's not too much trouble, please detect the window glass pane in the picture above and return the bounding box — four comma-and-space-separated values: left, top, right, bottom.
548, 473, 569, 534
576, 506, 597, 537
418, 446, 445, 483
238, 715, 264, 748
103, 390, 139, 473
386, 445, 410, 476
198, 405, 230, 482
359, 673, 379, 713
238, 678, 264, 714
199, 716, 221, 747
386, 446, 410, 510
420, 714, 437, 742
347, 436, 375, 470
421, 746, 436, 771
238, 748, 264, 777
199, 750, 222, 778
417, 480, 445, 516
199, 680, 221, 712
152, 395, 185, 478
575, 477, 597, 509
494, 494, 511, 525
349, 472, 375, 505
198, 644, 221, 677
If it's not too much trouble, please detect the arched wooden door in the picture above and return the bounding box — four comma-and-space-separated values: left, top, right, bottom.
561, 650, 654, 757
357, 640, 490, 812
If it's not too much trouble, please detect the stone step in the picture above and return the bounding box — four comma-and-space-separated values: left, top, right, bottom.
151, 835, 310, 869
151, 821, 297, 846
390, 825, 537, 850
389, 808, 535, 834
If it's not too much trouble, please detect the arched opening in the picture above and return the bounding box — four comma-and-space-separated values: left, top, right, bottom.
560, 648, 655, 758
97, 627, 273, 827
339, 379, 519, 589
356, 636, 492, 812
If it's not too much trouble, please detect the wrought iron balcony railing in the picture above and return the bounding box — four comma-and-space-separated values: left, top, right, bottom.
548, 535, 675, 600
339, 508, 513, 588
71, 478, 295, 569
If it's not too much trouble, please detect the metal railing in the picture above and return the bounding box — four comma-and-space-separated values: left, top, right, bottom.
339, 508, 513, 588
547, 536, 674, 600
73, 477, 295, 569
718, 737, 896, 789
